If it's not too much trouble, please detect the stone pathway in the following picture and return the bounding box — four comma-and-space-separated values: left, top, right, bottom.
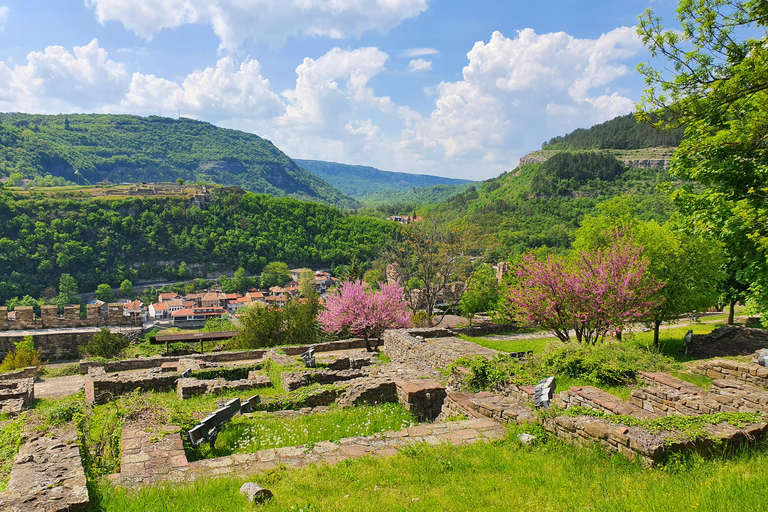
113, 417, 506, 487
0, 427, 89, 512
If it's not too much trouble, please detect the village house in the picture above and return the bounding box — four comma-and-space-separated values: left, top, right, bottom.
148, 302, 169, 319
170, 306, 227, 328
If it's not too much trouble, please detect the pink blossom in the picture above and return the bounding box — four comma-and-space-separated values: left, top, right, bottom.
317, 280, 410, 350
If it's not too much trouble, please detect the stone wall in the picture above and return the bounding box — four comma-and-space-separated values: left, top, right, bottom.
0, 302, 142, 331
0, 330, 100, 361
541, 414, 768, 465
559, 386, 656, 418
280, 369, 368, 392
85, 369, 178, 404
395, 379, 447, 421
0, 366, 37, 381
337, 378, 398, 407
177, 375, 272, 400
0, 378, 34, 415
383, 328, 498, 371
691, 359, 768, 387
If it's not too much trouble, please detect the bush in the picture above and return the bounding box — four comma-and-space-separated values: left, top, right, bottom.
81, 329, 130, 359
0, 336, 46, 372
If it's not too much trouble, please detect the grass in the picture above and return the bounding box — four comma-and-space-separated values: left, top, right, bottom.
95, 428, 768, 512
459, 334, 554, 354
669, 370, 713, 389
195, 403, 417, 459
40, 363, 81, 378
0, 415, 25, 491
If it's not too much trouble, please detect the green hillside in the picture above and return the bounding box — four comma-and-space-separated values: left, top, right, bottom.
0, 113, 359, 209
438, 116, 682, 260
0, 186, 395, 302
294, 159, 473, 198
358, 182, 476, 207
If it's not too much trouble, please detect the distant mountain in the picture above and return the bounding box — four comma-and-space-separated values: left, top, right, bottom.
294, 159, 473, 198
0, 113, 359, 209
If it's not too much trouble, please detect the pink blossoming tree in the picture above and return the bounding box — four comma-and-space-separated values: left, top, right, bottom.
318, 280, 410, 351
504, 237, 663, 344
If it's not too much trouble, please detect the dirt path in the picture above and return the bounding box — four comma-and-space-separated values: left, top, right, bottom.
35, 375, 85, 399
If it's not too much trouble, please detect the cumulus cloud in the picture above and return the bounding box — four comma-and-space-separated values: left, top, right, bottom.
400, 47, 438, 58
407, 58, 432, 72
85, 0, 431, 49
393, 27, 643, 177
0, 39, 283, 124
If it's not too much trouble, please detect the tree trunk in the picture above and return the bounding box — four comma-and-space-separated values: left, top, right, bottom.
728, 300, 736, 325
364, 336, 373, 352
653, 319, 661, 347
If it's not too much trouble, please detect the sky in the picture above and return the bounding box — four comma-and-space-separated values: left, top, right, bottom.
0, 0, 680, 181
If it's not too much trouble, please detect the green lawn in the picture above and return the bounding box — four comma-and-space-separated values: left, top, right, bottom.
459, 334, 555, 354
96, 429, 768, 511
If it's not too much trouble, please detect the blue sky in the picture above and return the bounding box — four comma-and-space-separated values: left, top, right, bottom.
0, 0, 679, 180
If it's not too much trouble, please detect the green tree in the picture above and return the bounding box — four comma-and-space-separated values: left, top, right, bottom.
459, 264, 499, 326
637, 0, 768, 320
120, 279, 134, 299
384, 214, 476, 323
232, 267, 250, 293
260, 261, 291, 288
0, 335, 46, 372
299, 268, 315, 297
82, 328, 129, 358
7, 172, 22, 187
95, 283, 116, 303
57, 274, 78, 306
346, 256, 363, 282
574, 197, 724, 345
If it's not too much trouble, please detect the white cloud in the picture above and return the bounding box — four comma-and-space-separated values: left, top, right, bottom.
400, 47, 438, 58
392, 27, 644, 178
407, 58, 432, 72
85, 0, 431, 50
0, 6, 8, 30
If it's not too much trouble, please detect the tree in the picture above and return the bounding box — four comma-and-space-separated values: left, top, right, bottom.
459, 264, 499, 326
503, 237, 662, 344
0, 335, 45, 372
299, 268, 315, 297
637, 0, 768, 319
574, 197, 725, 345
177, 178, 186, 186
120, 279, 134, 299
82, 328, 129, 358
95, 283, 116, 303
231, 296, 320, 349
383, 214, 475, 324
260, 261, 291, 288
57, 274, 78, 306
317, 280, 410, 351
232, 267, 250, 293
346, 256, 363, 282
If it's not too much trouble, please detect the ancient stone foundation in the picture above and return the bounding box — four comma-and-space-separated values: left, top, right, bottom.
691, 358, 768, 387
0, 428, 89, 511
85, 369, 178, 404
0, 378, 34, 414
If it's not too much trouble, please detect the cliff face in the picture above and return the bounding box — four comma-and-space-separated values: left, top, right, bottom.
519, 151, 672, 170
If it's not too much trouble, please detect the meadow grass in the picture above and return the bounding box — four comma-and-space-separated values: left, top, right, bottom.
95, 431, 768, 512
459, 334, 555, 354
195, 403, 417, 459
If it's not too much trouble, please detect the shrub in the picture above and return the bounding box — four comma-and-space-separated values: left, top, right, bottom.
81, 328, 130, 359
0, 335, 46, 372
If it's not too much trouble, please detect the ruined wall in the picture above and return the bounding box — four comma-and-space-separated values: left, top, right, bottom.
85, 370, 178, 404
691, 359, 768, 387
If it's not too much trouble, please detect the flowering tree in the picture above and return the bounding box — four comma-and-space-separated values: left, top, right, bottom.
317, 280, 410, 351
504, 238, 662, 344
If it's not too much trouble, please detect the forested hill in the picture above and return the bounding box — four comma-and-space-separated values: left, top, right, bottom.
0, 113, 358, 209
437, 114, 684, 260
541, 113, 685, 150
0, 187, 395, 302
294, 159, 473, 198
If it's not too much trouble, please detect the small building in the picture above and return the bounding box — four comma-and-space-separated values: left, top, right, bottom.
170, 307, 227, 328
148, 302, 169, 320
